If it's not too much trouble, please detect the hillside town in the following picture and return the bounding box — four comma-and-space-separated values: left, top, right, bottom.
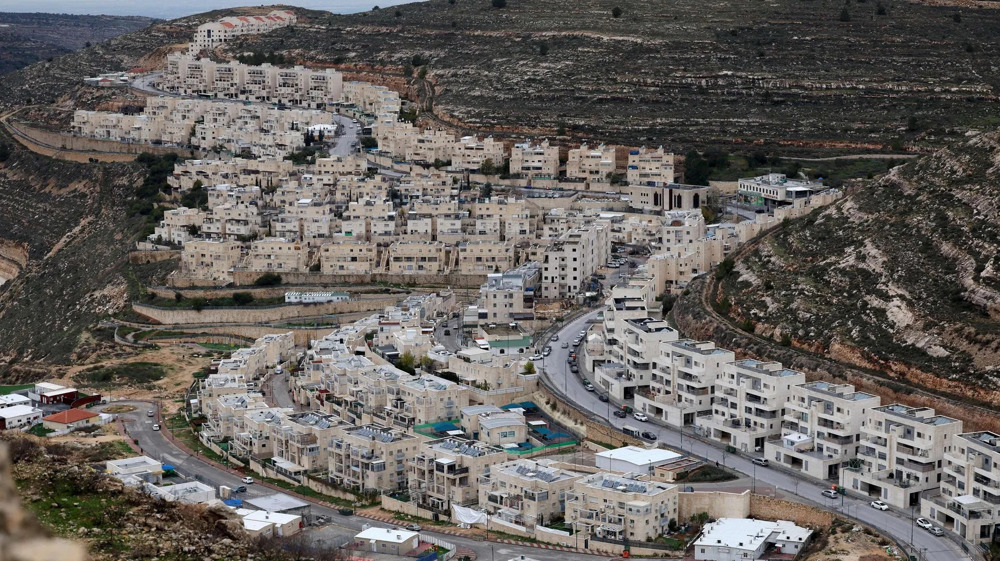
0, 7, 982, 561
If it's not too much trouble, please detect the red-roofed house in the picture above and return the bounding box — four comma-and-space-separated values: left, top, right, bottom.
42, 409, 100, 431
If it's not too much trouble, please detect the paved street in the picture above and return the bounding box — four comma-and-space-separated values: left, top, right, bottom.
540, 311, 972, 561
108, 401, 602, 561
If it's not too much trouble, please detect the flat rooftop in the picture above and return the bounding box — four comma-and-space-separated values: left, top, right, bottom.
596, 446, 683, 466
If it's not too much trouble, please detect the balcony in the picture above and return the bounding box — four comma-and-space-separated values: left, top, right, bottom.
819, 433, 855, 446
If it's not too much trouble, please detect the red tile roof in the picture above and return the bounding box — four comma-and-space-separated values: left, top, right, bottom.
43, 409, 98, 424
237, 16, 250, 22
254, 16, 265, 21
221, 21, 236, 29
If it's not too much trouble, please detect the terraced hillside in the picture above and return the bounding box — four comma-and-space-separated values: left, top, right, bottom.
714, 130, 1000, 403
0, 144, 148, 379
234, 0, 1000, 154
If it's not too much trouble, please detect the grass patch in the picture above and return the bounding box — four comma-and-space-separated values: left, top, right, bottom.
28, 424, 54, 437
0, 384, 33, 395
199, 343, 242, 351
73, 362, 167, 387
651, 536, 685, 549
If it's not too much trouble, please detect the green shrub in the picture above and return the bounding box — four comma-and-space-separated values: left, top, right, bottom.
254, 273, 282, 286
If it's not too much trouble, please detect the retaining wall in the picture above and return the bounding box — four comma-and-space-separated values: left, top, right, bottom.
748, 495, 834, 528
230, 270, 487, 288
678, 490, 750, 521
132, 296, 398, 325
381, 495, 450, 522
6, 120, 200, 159
129, 249, 181, 264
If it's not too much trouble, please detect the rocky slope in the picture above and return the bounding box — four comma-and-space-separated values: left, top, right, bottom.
0, 144, 147, 379
233, 0, 1000, 154
3, 434, 263, 561
718, 129, 1000, 400
0, 13, 156, 76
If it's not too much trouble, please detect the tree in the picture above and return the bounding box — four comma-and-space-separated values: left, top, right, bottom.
523, 361, 536, 374
876, 2, 887, 14
174, 291, 183, 302
480, 182, 493, 199
232, 292, 255, 306
839, 7, 851, 21
612, 6, 622, 18
398, 351, 417, 374
254, 272, 282, 286
539, 42, 549, 56
395, 9, 402, 17
480, 158, 497, 176
953, 12, 961, 23
492, 0, 506, 7
420, 355, 437, 373
191, 298, 207, 312
360, 136, 378, 149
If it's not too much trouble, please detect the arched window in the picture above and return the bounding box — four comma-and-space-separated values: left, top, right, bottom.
693, 193, 701, 208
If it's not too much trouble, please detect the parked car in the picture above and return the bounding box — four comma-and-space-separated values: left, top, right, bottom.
821, 489, 839, 499
550, 335, 559, 342
916, 518, 933, 530
613, 409, 627, 418
752, 457, 769, 467
561, 342, 569, 349
529, 354, 543, 361
583, 382, 594, 391
572, 338, 581, 346
338, 508, 355, 516
543, 349, 551, 357
233, 485, 248, 493
405, 523, 422, 531
871, 500, 889, 511
641, 431, 657, 441
929, 526, 944, 536
633, 411, 648, 422
579, 330, 587, 337
570, 365, 580, 374
543, 345, 552, 353
147, 410, 155, 417
152, 424, 160, 431
242, 476, 255, 484
443, 329, 451, 336
598, 394, 609, 402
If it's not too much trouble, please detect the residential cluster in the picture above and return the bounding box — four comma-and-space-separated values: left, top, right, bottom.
190, 10, 297, 54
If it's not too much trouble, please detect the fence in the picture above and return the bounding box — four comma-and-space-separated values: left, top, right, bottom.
418, 534, 457, 560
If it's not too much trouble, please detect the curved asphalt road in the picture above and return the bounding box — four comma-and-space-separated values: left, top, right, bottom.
107, 401, 602, 561
539, 310, 972, 561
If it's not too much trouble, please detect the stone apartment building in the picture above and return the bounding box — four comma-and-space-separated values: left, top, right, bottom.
168, 158, 293, 192
149, 207, 206, 245
596, 318, 678, 402
398, 374, 471, 425
922, 431, 1000, 545
479, 262, 541, 323
627, 183, 707, 214
399, 170, 456, 199
457, 241, 515, 275
270, 411, 348, 475
320, 241, 379, 274
539, 226, 610, 300
342, 81, 402, 115
330, 424, 422, 493
208, 185, 263, 210
179, 239, 244, 282
190, 10, 296, 53
626, 146, 676, 186
245, 238, 309, 273
696, 360, 806, 455
460, 406, 526, 447
764, 382, 880, 482
452, 136, 505, 171
201, 393, 269, 443
568, 473, 679, 543
566, 143, 616, 181
387, 241, 449, 275
850, 404, 961, 509
480, 459, 585, 529
231, 408, 292, 461
408, 438, 507, 512
201, 203, 262, 240
510, 140, 560, 180
636, 340, 735, 428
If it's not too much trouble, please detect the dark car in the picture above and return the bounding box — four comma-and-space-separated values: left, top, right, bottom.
233, 485, 248, 493
598, 394, 609, 403
641, 431, 657, 441
570, 365, 579, 373
613, 409, 627, 418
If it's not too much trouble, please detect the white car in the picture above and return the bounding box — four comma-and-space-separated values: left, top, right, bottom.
584, 383, 595, 391
929, 526, 944, 536
529, 354, 543, 361
633, 412, 648, 422
871, 500, 889, 511
152, 424, 160, 431
915, 518, 933, 530
821, 489, 839, 499
242, 477, 255, 484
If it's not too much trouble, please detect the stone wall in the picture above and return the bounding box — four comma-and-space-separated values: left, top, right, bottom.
229, 270, 487, 289
679, 490, 750, 521
5, 120, 200, 160
128, 249, 181, 265
132, 295, 398, 325
381, 495, 450, 522
749, 495, 834, 528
